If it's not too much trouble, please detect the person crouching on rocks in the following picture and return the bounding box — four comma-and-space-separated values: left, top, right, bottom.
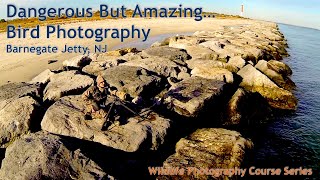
82, 75, 127, 129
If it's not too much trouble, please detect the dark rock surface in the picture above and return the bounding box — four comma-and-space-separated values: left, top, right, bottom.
161, 128, 253, 179
101, 66, 163, 99
0, 132, 109, 180
0, 83, 42, 147
163, 77, 230, 118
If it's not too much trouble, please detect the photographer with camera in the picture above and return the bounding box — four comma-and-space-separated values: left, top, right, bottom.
82, 75, 128, 130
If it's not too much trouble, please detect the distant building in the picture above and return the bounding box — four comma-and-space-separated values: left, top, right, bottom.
241, 4, 244, 16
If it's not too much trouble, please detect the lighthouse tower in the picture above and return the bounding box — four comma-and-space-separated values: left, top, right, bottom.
240, 4, 244, 16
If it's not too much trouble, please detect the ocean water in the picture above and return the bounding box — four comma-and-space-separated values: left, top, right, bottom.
249, 24, 320, 177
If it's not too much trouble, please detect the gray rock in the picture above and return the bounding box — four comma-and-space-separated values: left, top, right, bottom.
82, 58, 127, 76
267, 60, 293, 76
142, 47, 190, 63
101, 66, 163, 99
62, 55, 92, 69
248, 61, 254, 66
162, 128, 253, 179
228, 56, 246, 69
163, 77, 228, 117
29, 69, 55, 84
177, 72, 191, 80
261, 30, 283, 41
0, 83, 40, 103
41, 96, 171, 152
0, 96, 40, 148
191, 67, 234, 83
44, 71, 94, 102
224, 88, 271, 126
255, 60, 295, 90
238, 65, 297, 110
185, 45, 219, 60
0, 83, 42, 147
200, 41, 238, 62
241, 46, 264, 62
167, 77, 178, 88
237, 64, 278, 88
193, 30, 224, 38
122, 57, 188, 78
169, 36, 204, 49
121, 52, 144, 61
244, 86, 298, 110
199, 40, 224, 52
187, 59, 239, 73
0, 132, 108, 180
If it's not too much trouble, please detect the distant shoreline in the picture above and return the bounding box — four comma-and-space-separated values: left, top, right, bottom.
276, 22, 320, 31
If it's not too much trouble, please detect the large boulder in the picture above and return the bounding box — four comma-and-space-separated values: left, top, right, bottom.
0, 97, 40, 148
122, 57, 188, 78
0, 83, 40, 103
141, 47, 190, 63
185, 45, 218, 60
0, 132, 108, 180
191, 67, 234, 84
267, 60, 293, 76
0, 83, 41, 147
29, 69, 55, 84
238, 65, 297, 110
237, 64, 278, 88
228, 56, 246, 69
82, 58, 127, 76
43, 71, 94, 102
224, 88, 271, 126
199, 40, 224, 52
255, 60, 295, 90
200, 41, 246, 62
241, 46, 264, 62
161, 128, 253, 179
62, 55, 92, 69
121, 52, 144, 61
163, 77, 229, 117
169, 36, 204, 49
41, 96, 171, 152
101, 66, 163, 99
187, 59, 239, 73
245, 86, 297, 110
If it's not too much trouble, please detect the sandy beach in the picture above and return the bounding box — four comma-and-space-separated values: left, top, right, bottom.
0, 18, 259, 85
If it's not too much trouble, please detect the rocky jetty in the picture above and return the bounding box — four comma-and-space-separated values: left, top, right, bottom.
0, 21, 297, 179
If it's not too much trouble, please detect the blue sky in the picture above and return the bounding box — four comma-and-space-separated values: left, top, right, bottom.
1, 0, 319, 29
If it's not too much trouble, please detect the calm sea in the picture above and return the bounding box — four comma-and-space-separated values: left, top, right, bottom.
249, 24, 320, 177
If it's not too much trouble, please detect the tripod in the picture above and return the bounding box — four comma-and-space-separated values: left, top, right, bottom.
101, 95, 145, 130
